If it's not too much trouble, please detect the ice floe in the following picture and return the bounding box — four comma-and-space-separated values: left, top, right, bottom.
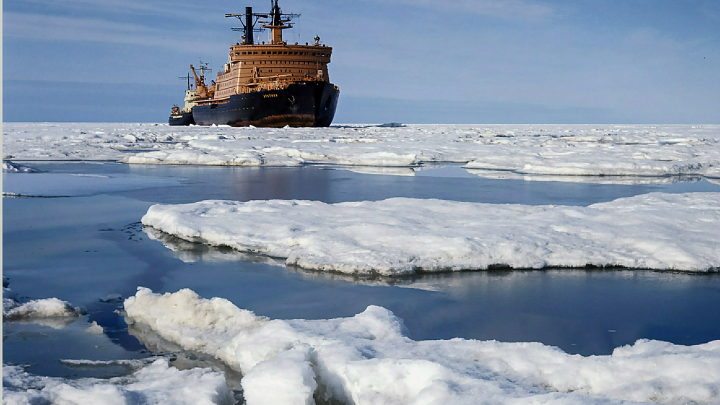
3, 279, 86, 329
123, 287, 720, 405
4, 123, 719, 181
86, 321, 105, 335
3, 358, 232, 405
3, 160, 40, 173
3, 297, 85, 321
141, 192, 720, 275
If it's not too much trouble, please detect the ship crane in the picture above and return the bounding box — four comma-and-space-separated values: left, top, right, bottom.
190, 62, 214, 99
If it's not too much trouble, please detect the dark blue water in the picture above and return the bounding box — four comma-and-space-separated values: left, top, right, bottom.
4, 162, 720, 378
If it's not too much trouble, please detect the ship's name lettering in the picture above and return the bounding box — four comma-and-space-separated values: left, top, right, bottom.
263, 94, 279, 98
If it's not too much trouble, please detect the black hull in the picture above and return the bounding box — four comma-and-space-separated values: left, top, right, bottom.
168, 111, 195, 126
192, 81, 339, 127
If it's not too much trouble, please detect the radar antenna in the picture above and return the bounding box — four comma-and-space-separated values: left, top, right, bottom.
226, 1, 300, 45
227, 7, 267, 45
179, 72, 193, 90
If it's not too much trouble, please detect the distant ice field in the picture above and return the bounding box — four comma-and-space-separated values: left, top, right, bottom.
4, 123, 719, 183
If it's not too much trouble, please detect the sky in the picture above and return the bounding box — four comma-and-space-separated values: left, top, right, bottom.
3, 0, 720, 123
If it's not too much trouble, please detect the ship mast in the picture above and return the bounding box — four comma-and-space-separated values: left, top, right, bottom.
226, 1, 299, 45
179, 73, 193, 90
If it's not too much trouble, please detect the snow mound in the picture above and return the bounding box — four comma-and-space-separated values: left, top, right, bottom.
3, 358, 233, 405
141, 193, 720, 275
86, 321, 104, 335
3, 297, 85, 320
124, 287, 720, 405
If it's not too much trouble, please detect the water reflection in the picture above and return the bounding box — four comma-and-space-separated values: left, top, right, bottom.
144, 226, 285, 266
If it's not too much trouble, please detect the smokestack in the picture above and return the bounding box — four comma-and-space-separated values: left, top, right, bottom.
245, 7, 253, 45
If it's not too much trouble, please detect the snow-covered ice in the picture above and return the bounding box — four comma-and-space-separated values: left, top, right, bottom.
3, 358, 233, 405
3, 160, 40, 173
4, 123, 719, 181
124, 287, 720, 405
141, 192, 720, 275
3, 297, 85, 321
86, 321, 105, 335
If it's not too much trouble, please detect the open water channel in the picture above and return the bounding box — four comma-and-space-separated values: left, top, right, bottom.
4, 162, 720, 380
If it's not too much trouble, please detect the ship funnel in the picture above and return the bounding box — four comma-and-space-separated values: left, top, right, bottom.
245, 7, 253, 45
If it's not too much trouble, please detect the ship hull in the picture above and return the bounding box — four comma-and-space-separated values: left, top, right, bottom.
168, 111, 195, 126
192, 81, 339, 127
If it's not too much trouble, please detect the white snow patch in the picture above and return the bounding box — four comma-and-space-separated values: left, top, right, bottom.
141, 192, 720, 275
3, 297, 85, 320
124, 287, 720, 405
3, 359, 233, 405
86, 321, 104, 335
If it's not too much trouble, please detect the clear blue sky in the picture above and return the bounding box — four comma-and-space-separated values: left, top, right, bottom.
4, 0, 719, 123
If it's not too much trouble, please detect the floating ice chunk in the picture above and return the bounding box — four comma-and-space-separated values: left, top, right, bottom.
124, 287, 268, 372
330, 152, 417, 166
126, 149, 263, 166
99, 293, 123, 303
124, 287, 720, 405
465, 168, 703, 185
86, 321, 104, 335
142, 193, 720, 275
3, 288, 18, 313
334, 166, 417, 176
3, 359, 233, 405
3, 161, 40, 173
3, 297, 85, 320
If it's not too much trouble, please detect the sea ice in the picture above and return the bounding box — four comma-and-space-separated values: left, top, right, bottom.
3, 297, 85, 321
124, 287, 720, 405
86, 321, 105, 335
3, 160, 40, 173
3, 358, 233, 405
4, 123, 719, 181
141, 192, 720, 275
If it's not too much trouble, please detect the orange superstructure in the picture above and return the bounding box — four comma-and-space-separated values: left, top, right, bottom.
191, 1, 335, 107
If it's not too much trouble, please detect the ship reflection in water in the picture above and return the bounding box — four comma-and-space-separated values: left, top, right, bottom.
169, 0, 340, 127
